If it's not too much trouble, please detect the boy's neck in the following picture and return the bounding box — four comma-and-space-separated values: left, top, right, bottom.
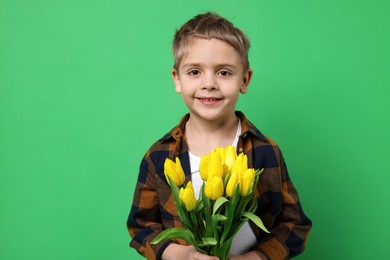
185, 114, 239, 157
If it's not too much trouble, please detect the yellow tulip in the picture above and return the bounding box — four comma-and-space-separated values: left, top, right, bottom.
216, 147, 226, 165
216, 146, 230, 177
225, 171, 239, 197
205, 175, 224, 200
228, 153, 252, 196
224, 145, 237, 170
231, 153, 248, 178
199, 154, 210, 181
164, 157, 185, 187
179, 181, 197, 211
209, 150, 224, 178
200, 150, 225, 181
241, 168, 255, 196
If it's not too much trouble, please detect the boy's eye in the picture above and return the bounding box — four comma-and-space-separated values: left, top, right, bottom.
188, 69, 200, 76
218, 70, 231, 76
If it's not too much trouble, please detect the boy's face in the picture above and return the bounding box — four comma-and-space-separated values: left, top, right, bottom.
172, 37, 252, 123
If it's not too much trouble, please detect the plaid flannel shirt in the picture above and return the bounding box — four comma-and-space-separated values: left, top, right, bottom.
127, 111, 312, 259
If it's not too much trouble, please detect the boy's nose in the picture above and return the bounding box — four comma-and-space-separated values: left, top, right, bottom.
201, 74, 217, 91
201, 84, 217, 91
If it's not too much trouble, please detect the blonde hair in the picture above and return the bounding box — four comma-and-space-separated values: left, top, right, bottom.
172, 12, 250, 72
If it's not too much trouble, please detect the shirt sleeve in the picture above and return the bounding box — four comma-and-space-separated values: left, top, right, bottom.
255, 147, 312, 259
126, 154, 179, 260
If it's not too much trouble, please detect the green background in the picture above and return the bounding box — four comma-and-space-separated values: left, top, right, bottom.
1, 0, 389, 259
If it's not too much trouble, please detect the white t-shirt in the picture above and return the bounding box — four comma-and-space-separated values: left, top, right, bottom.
188, 119, 257, 255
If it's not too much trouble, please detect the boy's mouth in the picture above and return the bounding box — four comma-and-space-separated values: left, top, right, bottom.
197, 98, 222, 102
196, 97, 223, 105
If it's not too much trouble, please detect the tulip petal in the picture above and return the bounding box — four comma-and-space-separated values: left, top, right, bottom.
175, 157, 185, 186
209, 150, 224, 178
164, 158, 176, 185
241, 168, 255, 196
205, 175, 224, 200
200, 154, 210, 181
226, 171, 238, 197
225, 145, 237, 169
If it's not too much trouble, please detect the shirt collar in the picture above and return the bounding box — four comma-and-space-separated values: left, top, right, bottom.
159, 111, 267, 143
236, 111, 268, 142
159, 114, 189, 143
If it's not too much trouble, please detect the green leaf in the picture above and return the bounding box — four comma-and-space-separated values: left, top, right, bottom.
231, 183, 241, 209
200, 184, 210, 210
247, 195, 258, 213
212, 214, 228, 222
201, 184, 214, 238
196, 210, 206, 237
151, 228, 215, 254
253, 168, 263, 190
236, 192, 254, 219
201, 237, 218, 246
215, 237, 234, 260
213, 197, 229, 215
242, 212, 270, 233
220, 200, 234, 244
151, 228, 197, 245
189, 210, 201, 240
167, 176, 180, 204
223, 171, 232, 187
195, 197, 204, 212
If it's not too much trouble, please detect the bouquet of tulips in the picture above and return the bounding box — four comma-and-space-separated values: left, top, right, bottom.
151, 145, 269, 260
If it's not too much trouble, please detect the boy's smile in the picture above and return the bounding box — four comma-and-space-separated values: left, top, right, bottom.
172, 37, 252, 124
196, 97, 222, 106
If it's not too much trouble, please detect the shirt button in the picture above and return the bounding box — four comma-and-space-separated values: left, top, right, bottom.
238, 148, 243, 153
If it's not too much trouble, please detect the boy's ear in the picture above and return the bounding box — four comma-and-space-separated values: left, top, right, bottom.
240, 69, 252, 94
171, 69, 181, 93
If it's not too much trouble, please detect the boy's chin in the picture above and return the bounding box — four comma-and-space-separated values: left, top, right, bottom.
188, 110, 235, 122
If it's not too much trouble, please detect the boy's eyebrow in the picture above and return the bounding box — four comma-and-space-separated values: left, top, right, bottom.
181, 63, 238, 69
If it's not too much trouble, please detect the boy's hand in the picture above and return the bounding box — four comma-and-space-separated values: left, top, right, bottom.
229, 250, 269, 260
162, 244, 219, 260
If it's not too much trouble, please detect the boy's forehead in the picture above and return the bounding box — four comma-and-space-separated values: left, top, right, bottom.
180, 37, 242, 68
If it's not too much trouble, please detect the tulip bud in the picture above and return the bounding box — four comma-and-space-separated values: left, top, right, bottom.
217, 146, 229, 177
200, 154, 210, 181
216, 147, 226, 165
179, 181, 197, 211
225, 171, 239, 197
209, 150, 224, 178
232, 153, 248, 177
164, 157, 185, 187
200, 149, 226, 181
224, 145, 237, 170
241, 168, 255, 196
205, 175, 224, 200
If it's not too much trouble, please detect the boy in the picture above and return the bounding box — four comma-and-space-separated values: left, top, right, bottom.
127, 12, 312, 260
